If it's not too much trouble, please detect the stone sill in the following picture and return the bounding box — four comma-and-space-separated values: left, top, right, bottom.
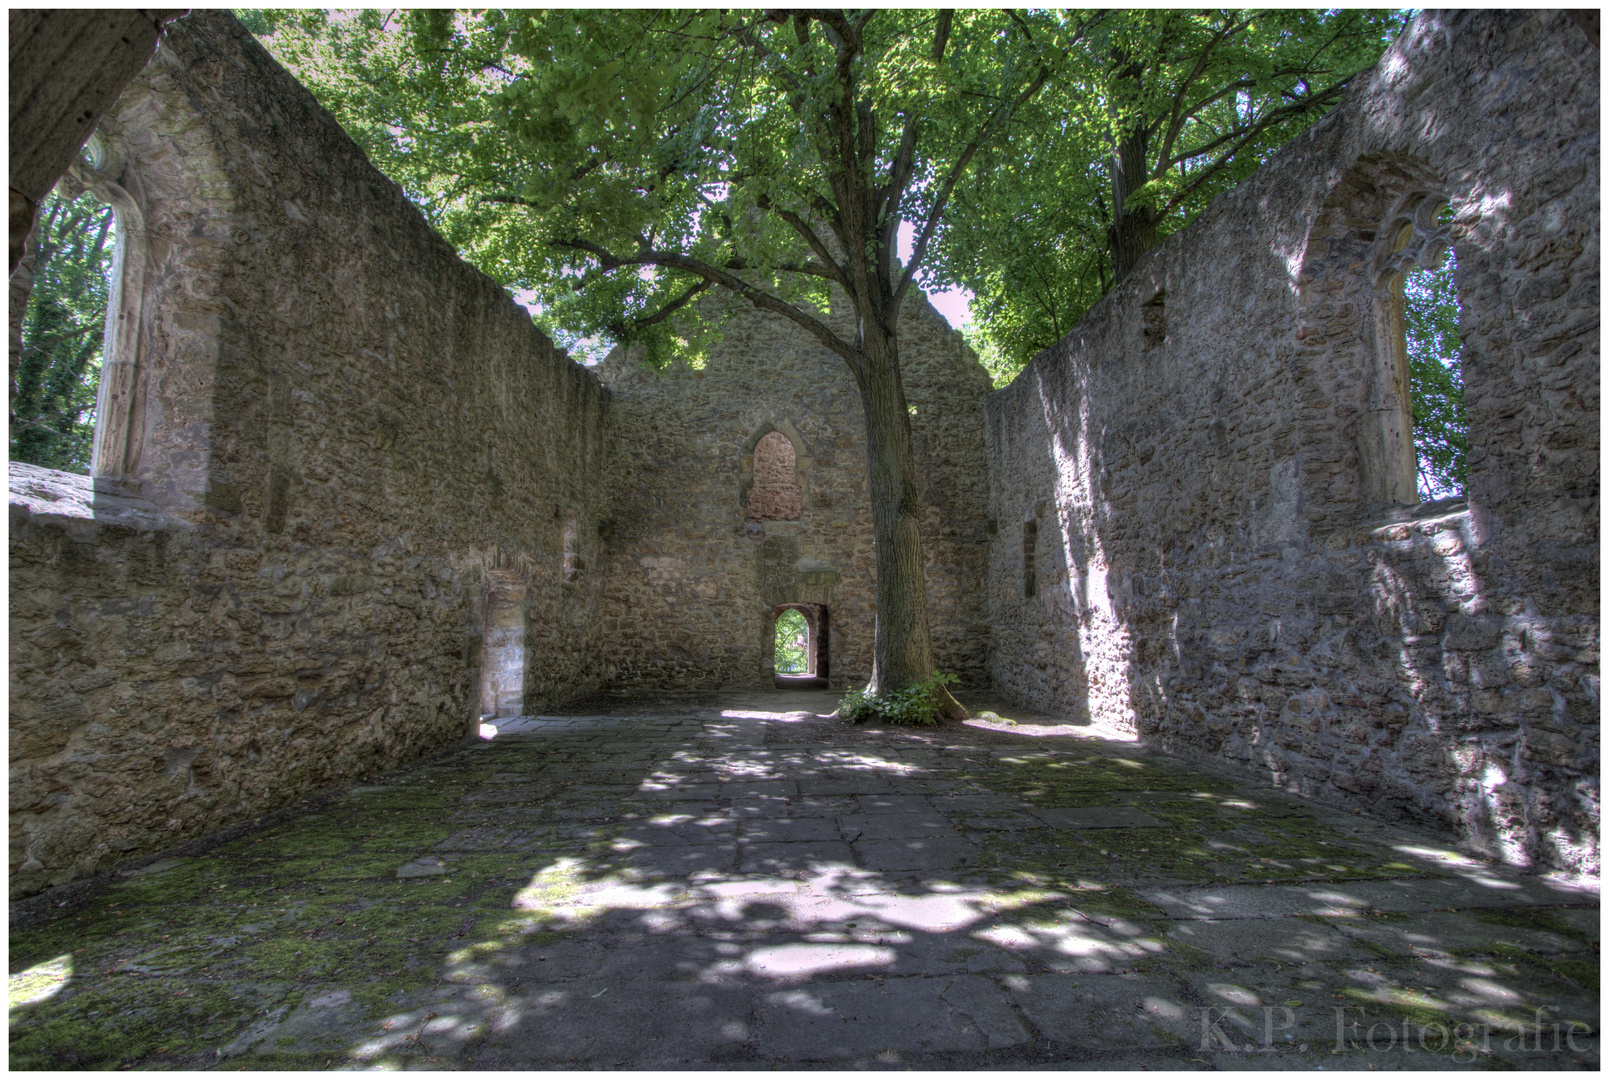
8, 461, 192, 537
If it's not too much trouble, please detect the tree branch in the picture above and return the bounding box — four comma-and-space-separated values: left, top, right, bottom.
1154, 15, 1252, 175
757, 192, 848, 286
895, 61, 1054, 306
556, 237, 865, 374
618, 278, 713, 331
1161, 79, 1354, 213
932, 9, 953, 61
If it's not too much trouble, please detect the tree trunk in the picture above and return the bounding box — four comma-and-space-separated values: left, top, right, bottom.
852, 322, 967, 720
1107, 122, 1158, 284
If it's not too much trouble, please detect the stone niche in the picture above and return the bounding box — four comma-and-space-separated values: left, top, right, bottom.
747, 429, 804, 523
8, 11, 612, 899
985, 10, 1598, 875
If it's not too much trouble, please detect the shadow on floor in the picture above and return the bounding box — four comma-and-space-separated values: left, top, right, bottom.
9, 696, 1600, 1070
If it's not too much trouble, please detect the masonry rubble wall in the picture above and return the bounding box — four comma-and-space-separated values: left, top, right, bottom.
596, 295, 994, 692
986, 10, 1598, 873
8, 11, 612, 898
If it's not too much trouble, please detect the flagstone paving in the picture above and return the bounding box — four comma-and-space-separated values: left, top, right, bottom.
9, 692, 1599, 1070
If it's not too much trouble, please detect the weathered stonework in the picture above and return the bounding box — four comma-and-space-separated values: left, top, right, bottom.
595, 294, 995, 692
7, 8, 1597, 900
8, 12, 612, 898
986, 10, 1598, 873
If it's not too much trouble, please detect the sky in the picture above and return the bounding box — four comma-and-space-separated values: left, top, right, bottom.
898, 220, 973, 329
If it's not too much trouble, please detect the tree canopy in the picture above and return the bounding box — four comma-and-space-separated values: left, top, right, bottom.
244, 9, 1096, 367
11, 187, 115, 472
934, 8, 1406, 378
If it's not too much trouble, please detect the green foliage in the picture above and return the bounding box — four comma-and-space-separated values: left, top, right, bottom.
839, 671, 957, 726
935, 9, 1407, 384
773, 609, 809, 674
1403, 252, 1466, 499
243, 9, 1084, 366
11, 188, 116, 472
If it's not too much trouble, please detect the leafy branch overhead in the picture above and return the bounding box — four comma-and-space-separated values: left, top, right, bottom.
934, 9, 1407, 376
245, 8, 1093, 368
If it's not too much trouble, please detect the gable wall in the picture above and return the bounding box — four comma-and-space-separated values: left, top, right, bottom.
595, 296, 994, 693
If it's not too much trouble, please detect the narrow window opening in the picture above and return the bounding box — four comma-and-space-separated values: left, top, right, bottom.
1402, 249, 1466, 500
748, 430, 802, 522
774, 608, 809, 674
1367, 192, 1456, 506
10, 185, 116, 473
1141, 290, 1166, 351
1022, 519, 1038, 598
561, 516, 583, 587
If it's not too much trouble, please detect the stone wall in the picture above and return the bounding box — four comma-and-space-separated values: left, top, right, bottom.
596, 295, 994, 692
8, 11, 612, 898
985, 10, 1598, 873
8, 9, 184, 272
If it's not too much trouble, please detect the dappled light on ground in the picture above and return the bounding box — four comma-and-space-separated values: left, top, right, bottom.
9, 695, 1598, 1069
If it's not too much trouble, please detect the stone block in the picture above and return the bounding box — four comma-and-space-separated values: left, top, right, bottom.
755, 975, 1028, 1060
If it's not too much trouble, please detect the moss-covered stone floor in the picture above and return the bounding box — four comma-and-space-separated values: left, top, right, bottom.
9, 692, 1599, 1070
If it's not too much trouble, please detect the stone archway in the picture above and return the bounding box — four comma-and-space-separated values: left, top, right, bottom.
770, 601, 829, 688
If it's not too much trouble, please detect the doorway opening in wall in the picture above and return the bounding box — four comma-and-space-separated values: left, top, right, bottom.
478, 571, 528, 720
775, 609, 809, 673
10, 184, 116, 473
1402, 248, 1466, 501
772, 603, 828, 688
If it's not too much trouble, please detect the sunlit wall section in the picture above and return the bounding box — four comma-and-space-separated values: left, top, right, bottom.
985, 10, 1597, 874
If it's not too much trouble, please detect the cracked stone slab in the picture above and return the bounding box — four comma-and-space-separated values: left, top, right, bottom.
755, 974, 1028, 1059
948, 812, 1041, 832
933, 793, 1028, 812
853, 794, 934, 814
635, 782, 722, 801
738, 841, 857, 876
435, 828, 540, 851
740, 817, 843, 844
481, 937, 607, 979
231, 989, 367, 1058
592, 937, 748, 982
1184, 972, 1345, 1054
1321, 910, 1586, 956
1006, 973, 1195, 1048
1144, 875, 1596, 920
477, 981, 753, 1065
1030, 806, 1163, 829
1165, 917, 1363, 963
618, 816, 737, 846
853, 836, 978, 873
787, 795, 858, 817
839, 813, 960, 841
745, 942, 898, 981
618, 844, 738, 879
719, 779, 797, 798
